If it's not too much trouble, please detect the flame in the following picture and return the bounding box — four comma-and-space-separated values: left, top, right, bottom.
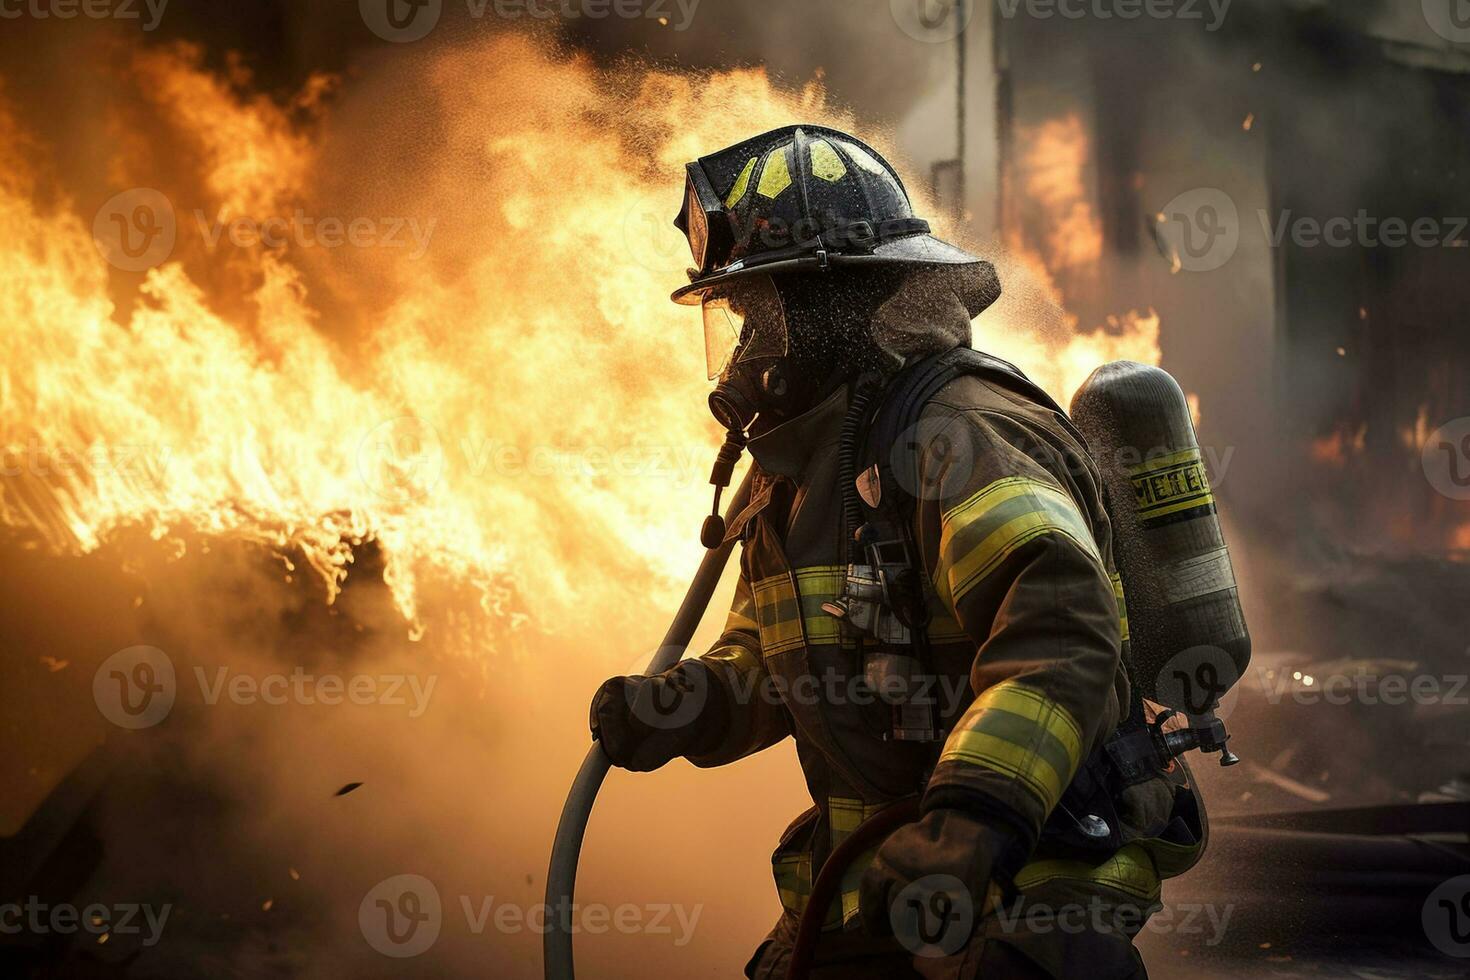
1009, 114, 1103, 277
1309, 424, 1367, 467
0, 34, 1153, 650
1400, 403, 1433, 452
991, 110, 1159, 400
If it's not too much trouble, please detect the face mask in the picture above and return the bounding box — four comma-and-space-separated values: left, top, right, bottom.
703, 276, 796, 432
693, 271, 897, 548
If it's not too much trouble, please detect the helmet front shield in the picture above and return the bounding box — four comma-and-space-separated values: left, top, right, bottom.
700, 276, 786, 381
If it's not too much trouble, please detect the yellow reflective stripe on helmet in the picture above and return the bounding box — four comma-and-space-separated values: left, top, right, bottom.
938, 477, 1101, 606
838, 139, 889, 177
1110, 571, 1130, 643
724, 156, 757, 208
757, 147, 792, 198
809, 139, 847, 182
938, 680, 1084, 814
752, 573, 803, 655
1014, 843, 1161, 903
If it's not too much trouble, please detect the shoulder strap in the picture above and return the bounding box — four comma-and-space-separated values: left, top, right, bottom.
870, 347, 1077, 513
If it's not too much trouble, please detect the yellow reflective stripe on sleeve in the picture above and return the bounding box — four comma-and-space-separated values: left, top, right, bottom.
938, 680, 1084, 814
1110, 571, 1130, 643
756, 148, 792, 198
752, 573, 803, 655
938, 476, 1101, 606
724, 157, 757, 208
1014, 843, 1161, 903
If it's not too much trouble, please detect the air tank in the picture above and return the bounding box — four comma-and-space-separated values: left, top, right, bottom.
1070, 361, 1251, 708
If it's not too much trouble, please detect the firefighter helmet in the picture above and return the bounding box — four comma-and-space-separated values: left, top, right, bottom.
671, 125, 992, 306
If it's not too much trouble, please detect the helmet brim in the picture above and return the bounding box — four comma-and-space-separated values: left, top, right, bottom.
670, 233, 989, 305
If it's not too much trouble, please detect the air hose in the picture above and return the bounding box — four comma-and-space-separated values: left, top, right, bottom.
543, 469, 754, 980
836, 375, 882, 552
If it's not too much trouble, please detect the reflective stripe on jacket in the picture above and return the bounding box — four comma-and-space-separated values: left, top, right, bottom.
688, 369, 1204, 926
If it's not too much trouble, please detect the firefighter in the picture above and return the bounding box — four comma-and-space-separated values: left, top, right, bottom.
589, 126, 1206, 979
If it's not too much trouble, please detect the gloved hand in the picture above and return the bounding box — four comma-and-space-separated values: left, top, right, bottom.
589, 659, 725, 772
859, 807, 1020, 943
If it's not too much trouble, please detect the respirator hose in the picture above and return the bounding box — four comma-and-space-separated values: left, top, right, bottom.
837, 375, 883, 555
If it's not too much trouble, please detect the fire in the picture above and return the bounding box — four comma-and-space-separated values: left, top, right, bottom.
1009, 113, 1104, 277
1310, 425, 1367, 467
1453, 522, 1470, 553
990, 109, 1160, 401
1400, 403, 1433, 452
0, 34, 1154, 651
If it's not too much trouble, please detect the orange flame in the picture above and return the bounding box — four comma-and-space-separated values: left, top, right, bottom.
0, 35, 1157, 651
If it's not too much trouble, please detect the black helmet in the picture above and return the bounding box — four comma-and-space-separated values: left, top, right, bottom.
671, 125, 994, 308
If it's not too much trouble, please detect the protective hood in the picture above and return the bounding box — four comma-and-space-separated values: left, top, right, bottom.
869, 264, 1002, 363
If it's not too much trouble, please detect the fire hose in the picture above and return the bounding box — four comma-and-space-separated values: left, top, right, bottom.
784, 797, 920, 980
543, 470, 753, 980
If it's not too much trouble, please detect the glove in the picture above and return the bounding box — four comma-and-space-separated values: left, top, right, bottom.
589, 659, 725, 772
859, 807, 1021, 943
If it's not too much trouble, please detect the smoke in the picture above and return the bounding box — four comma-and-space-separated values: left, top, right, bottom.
560, 0, 950, 126
8, 5, 1463, 977
0, 11, 1010, 976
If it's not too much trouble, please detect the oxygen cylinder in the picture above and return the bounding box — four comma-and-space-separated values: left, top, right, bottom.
1070, 361, 1251, 709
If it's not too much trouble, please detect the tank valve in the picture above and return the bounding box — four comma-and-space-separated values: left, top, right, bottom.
1155, 708, 1240, 767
